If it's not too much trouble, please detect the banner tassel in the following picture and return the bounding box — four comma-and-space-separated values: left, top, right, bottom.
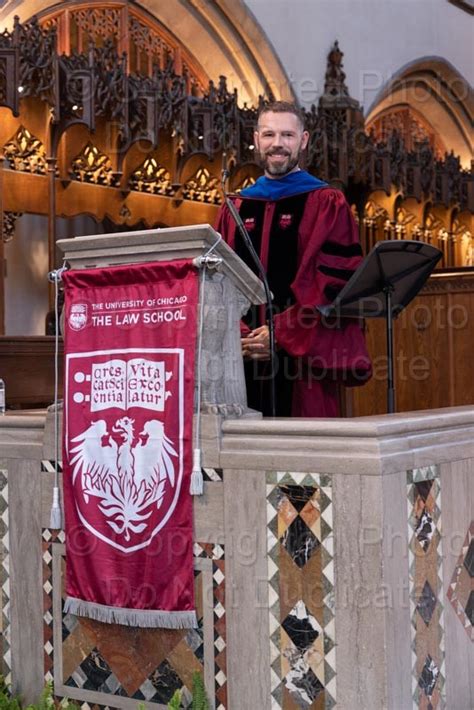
48, 265, 67, 530
64, 597, 198, 628
50, 485, 62, 529
190, 448, 203, 495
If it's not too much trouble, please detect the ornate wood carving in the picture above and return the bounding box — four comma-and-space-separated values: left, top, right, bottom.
182, 167, 222, 204
367, 107, 446, 157
39, 1, 207, 90
93, 39, 127, 127
4, 126, 48, 174
451, 218, 473, 266
72, 6, 122, 44
129, 15, 166, 75
2, 211, 22, 243
119, 203, 132, 221
14, 16, 58, 108
361, 200, 389, 252
0, 45, 18, 115
0, 16, 471, 221
129, 158, 176, 195
56, 50, 96, 137
234, 176, 256, 193
394, 206, 417, 238
70, 143, 117, 186
321, 40, 357, 105
364, 201, 388, 220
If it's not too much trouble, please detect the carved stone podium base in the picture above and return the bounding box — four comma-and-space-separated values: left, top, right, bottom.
1, 407, 473, 708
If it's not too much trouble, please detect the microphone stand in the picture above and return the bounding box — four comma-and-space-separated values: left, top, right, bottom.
221, 169, 277, 417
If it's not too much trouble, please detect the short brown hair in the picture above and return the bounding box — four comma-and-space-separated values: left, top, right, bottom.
257, 101, 305, 130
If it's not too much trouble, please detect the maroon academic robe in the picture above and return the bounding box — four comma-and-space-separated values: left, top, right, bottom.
215, 187, 372, 417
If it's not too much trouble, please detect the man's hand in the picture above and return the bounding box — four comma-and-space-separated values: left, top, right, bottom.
241, 325, 271, 360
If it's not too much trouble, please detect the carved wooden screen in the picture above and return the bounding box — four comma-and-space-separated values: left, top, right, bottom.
366, 106, 446, 158
38, 1, 207, 93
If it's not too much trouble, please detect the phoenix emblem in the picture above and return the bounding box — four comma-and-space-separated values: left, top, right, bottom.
70, 416, 177, 541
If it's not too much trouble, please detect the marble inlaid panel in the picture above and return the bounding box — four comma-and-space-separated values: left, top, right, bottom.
42, 532, 226, 709
42, 528, 66, 684
447, 521, 473, 641
267, 472, 336, 710
202, 467, 223, 482
0, 470, 10, 683
194, 542, 227, 710
407, 466, 445, 709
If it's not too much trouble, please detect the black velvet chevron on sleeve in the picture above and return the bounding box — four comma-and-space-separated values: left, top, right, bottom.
318, 263, 357, 303
317, 264, 356, 280
321, 241, 363, 257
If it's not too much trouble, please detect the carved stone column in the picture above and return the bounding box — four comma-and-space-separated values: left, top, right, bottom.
199, 269, 253, 415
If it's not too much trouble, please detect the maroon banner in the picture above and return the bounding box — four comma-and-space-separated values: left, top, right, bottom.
61, 260, 199, 628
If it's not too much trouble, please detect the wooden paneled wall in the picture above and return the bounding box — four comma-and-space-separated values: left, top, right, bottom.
350, 270, 474, 415
0, 337, 63, 407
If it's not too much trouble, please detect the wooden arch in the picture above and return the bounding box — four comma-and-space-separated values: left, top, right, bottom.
0, 0, 294, 104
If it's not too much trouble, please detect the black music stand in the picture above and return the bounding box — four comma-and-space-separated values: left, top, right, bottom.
317, 240, 443, 413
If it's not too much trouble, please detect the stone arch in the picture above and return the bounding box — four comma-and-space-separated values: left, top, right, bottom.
365, 57, 473, 167
0, 0, 294, 104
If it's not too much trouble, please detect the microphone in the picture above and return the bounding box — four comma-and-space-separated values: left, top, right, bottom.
220, 169, 277, 417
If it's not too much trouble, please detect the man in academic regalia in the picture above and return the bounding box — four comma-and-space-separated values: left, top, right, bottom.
216, 101, 371, 417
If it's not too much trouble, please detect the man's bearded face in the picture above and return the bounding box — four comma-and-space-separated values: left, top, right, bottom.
254, 111, 309, 178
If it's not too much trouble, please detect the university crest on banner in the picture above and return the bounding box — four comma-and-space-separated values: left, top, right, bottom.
61, 260, 199, 628
66, 350, 182, 552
